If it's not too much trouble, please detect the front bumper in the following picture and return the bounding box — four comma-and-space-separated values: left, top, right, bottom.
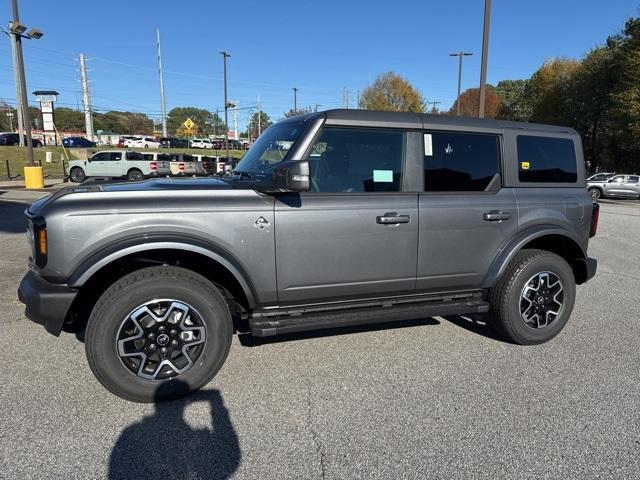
18, 271, 78, 336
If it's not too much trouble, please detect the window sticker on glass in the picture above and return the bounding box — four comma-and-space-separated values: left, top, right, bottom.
521, 161, 530, 170
424, 134, 433, 156
373, 170, 393, 182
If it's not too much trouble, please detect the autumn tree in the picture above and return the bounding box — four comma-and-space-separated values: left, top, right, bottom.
449, 87, 501, 118
495, 80, 532, 121
528, 58, 580, 125
359, 72, 425, 112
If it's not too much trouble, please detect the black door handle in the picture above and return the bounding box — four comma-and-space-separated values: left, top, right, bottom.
377, 213, 410, 225
483, 210, 511, 221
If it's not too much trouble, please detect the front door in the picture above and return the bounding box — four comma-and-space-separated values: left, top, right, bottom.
417, 130, 518, 291
275, 127, 418, 304
85, 152, 109, 176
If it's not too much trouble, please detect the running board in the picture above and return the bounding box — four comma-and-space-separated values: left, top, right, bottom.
250, 298, 489, 337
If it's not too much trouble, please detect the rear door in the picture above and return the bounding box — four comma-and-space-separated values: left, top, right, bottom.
105, 151, 125, 176
275, 126, 419, 304
417, 130, 517, 291
626, 175, 640, 197
604, 175, 627, 196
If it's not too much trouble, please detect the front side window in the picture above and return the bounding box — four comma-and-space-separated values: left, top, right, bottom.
91, 152, 109, 161
518, 135, 577, 183
308, 128, 404, 193
424, 131, 500, 192
111, 152, 123, 161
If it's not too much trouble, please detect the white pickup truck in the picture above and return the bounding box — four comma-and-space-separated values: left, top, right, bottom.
68, 150, 156, 182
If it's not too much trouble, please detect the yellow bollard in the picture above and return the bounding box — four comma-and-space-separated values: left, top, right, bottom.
24, 166, 45, 189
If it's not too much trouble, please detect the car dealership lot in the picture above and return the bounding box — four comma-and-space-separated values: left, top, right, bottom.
0, 196, 638, 479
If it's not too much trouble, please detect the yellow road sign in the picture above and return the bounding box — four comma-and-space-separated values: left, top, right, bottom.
183, 118, 195, 130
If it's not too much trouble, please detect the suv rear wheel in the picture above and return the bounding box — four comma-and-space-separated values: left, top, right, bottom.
489, 249, 576, 345
85, 266, 232, 402
127, 168, 143, 181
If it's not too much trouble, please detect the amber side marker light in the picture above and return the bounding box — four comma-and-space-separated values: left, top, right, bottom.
38, 227, 47, 256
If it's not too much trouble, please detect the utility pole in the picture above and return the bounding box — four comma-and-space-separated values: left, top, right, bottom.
8, 27, 24, 145
314, 104, 322, 112
343, 87, 349, 109
79, 54, 94, 141
449, 51, 473, 116
478, 0, 492, 118
427, 100, 441, 113
292, 87, 298, 112
214, 108, 219, 136
156, 29, 167, 137
220, 51, 230, 160
6, 109, 14, 130
10, 0, 35, 164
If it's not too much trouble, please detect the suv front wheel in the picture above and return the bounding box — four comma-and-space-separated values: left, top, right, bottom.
85, 266, 233, 402
489, 249, 576, 345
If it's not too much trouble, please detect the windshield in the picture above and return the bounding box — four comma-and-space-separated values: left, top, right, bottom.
233, 122, 306, 177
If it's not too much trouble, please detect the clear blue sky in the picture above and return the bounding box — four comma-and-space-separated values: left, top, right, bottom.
0, 0, 638, 129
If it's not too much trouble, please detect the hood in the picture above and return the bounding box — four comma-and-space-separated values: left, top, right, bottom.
28, 177, 234, 215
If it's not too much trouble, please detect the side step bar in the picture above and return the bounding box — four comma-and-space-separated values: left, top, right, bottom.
250, 297, 489, 337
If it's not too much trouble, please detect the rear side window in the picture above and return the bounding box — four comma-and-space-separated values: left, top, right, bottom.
424, 131, 500, 191
628, 176, 639, 183
517, 136, 577, 183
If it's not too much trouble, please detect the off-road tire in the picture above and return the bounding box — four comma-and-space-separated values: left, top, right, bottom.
488, 249, 576, 345
85, 266, 232, 403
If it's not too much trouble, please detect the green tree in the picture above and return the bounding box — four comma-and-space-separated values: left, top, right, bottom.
51, 108, 85, 131
167, 107, 225, 137
495, 79, 532, 121
283, 107, 313, 118
359, 72, 425, 112
247, 111, 272, 140
528, 58, 580, 125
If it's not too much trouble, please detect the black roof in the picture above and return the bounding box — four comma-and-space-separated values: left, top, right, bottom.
296, 109, 577, 134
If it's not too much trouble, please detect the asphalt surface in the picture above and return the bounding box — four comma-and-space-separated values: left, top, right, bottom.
0, 193, 639, 479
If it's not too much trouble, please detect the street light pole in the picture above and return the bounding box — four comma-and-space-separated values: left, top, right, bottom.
292, 87, 298, 112
449, 52, 473, 116
11, 0, 34, 165
478, 0, 492, 118
220, 51, 230, 160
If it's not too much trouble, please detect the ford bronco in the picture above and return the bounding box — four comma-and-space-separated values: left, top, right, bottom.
19, 109, 598, 402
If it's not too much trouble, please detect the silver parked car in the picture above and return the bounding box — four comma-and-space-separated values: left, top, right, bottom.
588, 174, 640, 200
68, 150, 157, 182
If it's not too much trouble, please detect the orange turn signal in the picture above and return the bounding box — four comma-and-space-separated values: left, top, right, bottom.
38, 228, 47, 256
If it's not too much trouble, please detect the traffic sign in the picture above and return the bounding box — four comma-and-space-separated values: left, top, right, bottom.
183, 118, 195, 130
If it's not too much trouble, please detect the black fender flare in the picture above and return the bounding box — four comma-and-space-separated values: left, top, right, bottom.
67, 233, 258, 308
481, 225, 586, 289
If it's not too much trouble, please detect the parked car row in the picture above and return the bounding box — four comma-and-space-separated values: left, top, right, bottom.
67, 150, 234, 183
0, 132, 43, 147
587, 172, 640, 200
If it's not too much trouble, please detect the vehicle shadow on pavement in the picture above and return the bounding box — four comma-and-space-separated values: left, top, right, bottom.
238, 317, 441, 346
0, 200, 28, 233
441, 313, 511, 343
109, 382, 241, 480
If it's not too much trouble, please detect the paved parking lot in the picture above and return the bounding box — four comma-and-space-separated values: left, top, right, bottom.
0, 194, 638, 479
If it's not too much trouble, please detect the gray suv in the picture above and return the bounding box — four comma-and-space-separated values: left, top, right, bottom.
18, 110, 598, 402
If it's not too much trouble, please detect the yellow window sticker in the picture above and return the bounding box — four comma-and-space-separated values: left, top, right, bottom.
521, 161, 530, 170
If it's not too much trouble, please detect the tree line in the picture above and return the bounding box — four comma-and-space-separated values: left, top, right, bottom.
359, 17, 640, 173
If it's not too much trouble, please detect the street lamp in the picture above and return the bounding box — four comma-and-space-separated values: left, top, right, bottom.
449, 52, 473, 116
292, 87, 298, 112
6, 0, 44, 177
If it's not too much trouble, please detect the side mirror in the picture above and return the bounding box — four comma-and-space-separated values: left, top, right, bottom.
272, 160, 310, 192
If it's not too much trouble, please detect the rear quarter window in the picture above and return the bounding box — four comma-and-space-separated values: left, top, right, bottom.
517, 135, 577, 183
